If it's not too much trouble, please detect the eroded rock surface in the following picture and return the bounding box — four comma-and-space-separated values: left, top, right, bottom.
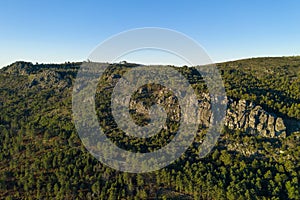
130, 88, 287, 137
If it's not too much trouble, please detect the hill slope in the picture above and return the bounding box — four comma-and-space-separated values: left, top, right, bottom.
0, 57, 299, 199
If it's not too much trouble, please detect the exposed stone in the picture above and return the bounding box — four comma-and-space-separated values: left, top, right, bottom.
275, 118, 286, 136
267, 115, 275, 137
224, 99, 286, 137
200, 98, 286, 138
128, 88, 287, 138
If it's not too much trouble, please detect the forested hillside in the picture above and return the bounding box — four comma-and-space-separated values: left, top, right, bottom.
0, 57, 299, 199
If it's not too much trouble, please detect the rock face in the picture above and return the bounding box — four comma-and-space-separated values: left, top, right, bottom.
130, 88, 287, 138
197, 98, 286, 137
224, 99, 286, 137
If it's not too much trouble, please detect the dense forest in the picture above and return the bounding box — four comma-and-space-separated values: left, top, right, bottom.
0, 57, 299, 199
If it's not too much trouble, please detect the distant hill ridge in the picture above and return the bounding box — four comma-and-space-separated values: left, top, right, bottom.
3, 55, 300, 73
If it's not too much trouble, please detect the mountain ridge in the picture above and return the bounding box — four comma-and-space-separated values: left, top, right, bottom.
0, 57, 299, 199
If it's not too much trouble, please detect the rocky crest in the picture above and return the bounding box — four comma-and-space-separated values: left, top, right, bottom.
130, 88, 287, 138
3, 61, 36, 75
225, 99, 286, 137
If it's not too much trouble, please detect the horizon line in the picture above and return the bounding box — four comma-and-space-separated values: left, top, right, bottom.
2, 54, 300, 69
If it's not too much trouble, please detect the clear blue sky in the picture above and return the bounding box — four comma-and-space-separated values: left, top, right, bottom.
1, 0, 300, 67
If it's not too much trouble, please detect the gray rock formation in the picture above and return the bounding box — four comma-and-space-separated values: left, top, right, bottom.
129, 88, 287, 138
224, 99, 286, 137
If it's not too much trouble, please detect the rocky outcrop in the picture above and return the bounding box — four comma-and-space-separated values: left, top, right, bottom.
3, 62, 35, 75
225, 99, 286, 137
130, 88, 287, 138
